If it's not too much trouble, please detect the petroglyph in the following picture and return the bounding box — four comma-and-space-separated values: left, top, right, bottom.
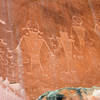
71, 16, 86, 54
0, 39, 19, 83
0, 0, 100, 100
72, 16, 83, 26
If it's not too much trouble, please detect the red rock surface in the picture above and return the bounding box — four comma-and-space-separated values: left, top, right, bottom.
0, 0, 100, 100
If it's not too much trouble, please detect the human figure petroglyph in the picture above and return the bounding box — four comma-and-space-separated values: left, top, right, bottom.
20, 20, 54, 67
59, 21, 91, 81
55, 31, 80, 83
21, 19, 64, 58
21, 20, 71, 99
71, 15, 86, 53
20, 21, 51, 99
58, 31, 73, 71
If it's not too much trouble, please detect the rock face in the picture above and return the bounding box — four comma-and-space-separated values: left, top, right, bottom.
0, 78, 25, 100
0, 0, 100, 100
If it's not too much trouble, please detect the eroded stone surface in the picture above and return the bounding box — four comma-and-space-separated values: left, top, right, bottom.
0, 0, 100, 100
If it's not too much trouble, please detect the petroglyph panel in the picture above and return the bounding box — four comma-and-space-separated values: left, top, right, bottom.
0, 0, 100, 100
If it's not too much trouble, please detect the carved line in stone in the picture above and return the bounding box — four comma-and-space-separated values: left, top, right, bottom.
17, 20, 54, 73
88, 0, 100, 37
14, 36, 24, 86
0, 39, 19, 82
71, 25, 86, 54
38, 39, 54, 72
72, 15, 83, 26
21, 20, 58, 54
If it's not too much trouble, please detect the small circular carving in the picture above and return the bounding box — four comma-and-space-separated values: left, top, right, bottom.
72, 16, 83, 26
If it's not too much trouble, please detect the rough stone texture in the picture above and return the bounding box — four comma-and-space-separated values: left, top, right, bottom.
0, 78, 25, 100
0, 0, 100, 100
